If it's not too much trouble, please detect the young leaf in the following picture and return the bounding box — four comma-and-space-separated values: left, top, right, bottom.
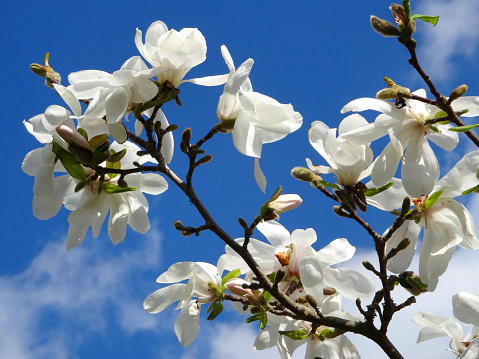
246, 313, 262, 324
106, 159, 121, 179
89, 134, 109, 152
410, 14, 440, 27
317, 180, 341, 190
462, 184, 479, 196
425, 185, 450, 210
262, 290, 273, 304
108, 148, 127, 163
206, 301, 224, 321
279, 330, 308, 341
102, 183, 136, 194
64, 163, 87, 181
220, 269, 241, 292
363, 181, 394, 197
52, 142, 86, 181
259, 309, 268, 330
449, 124, 479, 132
78, 128, 88, 141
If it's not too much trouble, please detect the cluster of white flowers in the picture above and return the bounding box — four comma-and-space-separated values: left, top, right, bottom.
22, 12, 479, 359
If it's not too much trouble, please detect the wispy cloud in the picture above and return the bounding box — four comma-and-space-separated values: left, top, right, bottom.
416, 0, 479, 83
0, 226, 163, 359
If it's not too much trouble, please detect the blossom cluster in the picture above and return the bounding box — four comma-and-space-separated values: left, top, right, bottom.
21, 8, 479, 359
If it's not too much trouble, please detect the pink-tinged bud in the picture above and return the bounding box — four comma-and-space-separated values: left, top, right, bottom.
224, 278, 264, 306
269, 194, 302, 213
56, 125, 91, 150
224, 278, 253, 297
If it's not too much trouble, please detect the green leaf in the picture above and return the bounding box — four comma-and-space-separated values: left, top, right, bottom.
279, 330, 308, 341
220, 269, 241, 292
317, 180, 341, 190
64, 163, 87, 181
206, 301, 223, 321
267, 272, 276, 283
262, 290, 273, 304
406, 275, 428, 290
106, 158, 121, 179
101, 183, 136, 194
425, 185, 450, 210
52, 142, 86, 181
449, 124, 479, 132
433, 111, 448, 119
462, 184, 479, 196
259, 309, 267, 330
363, 181, 394, 197
246, 313, 262, 324
317, 328, 342, 340
108, 148, 126, 163
89, 134, 109, 152
410, 14, 440, 27
260, 186, 283, 217
78, 128, 88, 141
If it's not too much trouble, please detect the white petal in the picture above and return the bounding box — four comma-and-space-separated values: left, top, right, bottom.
453, 291, 479, 327
184, 73, 230, 86
256, 221, 291, 248
175, 300, 200, 347
316, 238, 355, 264
323, 266, 375, 300
53, 84, 82, 117
254, 157, 266, 192
157, 262, 196, 283
386, 222, 420, 273
402, 136, 439, 197
233, 110, 262, 157
105, 87, 129, 124
436, 150, 479, 198
143, 283, 186, 313
290, 228, 317, 247
109, 122, 128, 143
299, 255, 325, 305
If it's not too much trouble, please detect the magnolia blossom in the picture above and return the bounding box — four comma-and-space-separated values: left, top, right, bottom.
339, 89, 479, 197
23, 139, 168, 250
254, 294, 361, 359
67, 56, 163, 143
143, 262, 221, 347
307, 115, 373, 187
135, 20, 208, 87
368, 151, 479, 291
218, 221, 375, 302
412, 291, 479, 357
214, 46, 302, 191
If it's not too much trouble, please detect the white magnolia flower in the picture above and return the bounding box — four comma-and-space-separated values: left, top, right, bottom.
412, 291, 479, 357
340, 89, 479, 197
23, 139, 168, 251
218, 221, 375, 302
368, 151, 479, 291
68, 56, 162, 142
307, 114, 373, 187
143, 262, 221, 347
135, 20, 208, 87
255, 294, 361, 359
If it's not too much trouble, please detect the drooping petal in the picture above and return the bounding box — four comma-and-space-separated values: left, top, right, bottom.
254, 157, 266, 192
453, 291, 479, 327
256, 221, 291, 248
175, 300, 200, 347
385, 221, 421, 273
143, 283, 186, 313
105, 87, 129, 124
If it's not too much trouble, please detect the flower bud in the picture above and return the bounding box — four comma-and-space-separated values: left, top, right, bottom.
263, 194, 303, 221
447, 85, 469, 105
399, 271, 428, 296
181, 127, 192, 145
196, 154, 213, 165
370, 16, 400, 37
400, 196, 411, 217
291, 166, 318, 182
56, 125, 92, 151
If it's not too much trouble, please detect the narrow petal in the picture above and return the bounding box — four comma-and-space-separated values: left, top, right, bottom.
175, 301, 200, 347
143, 283, 186, 313
254, 157, 266, 192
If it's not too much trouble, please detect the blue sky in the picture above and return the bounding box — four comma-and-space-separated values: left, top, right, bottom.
3, 0, 479, 358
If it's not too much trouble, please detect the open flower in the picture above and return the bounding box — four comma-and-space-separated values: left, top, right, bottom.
135, 21, 208, 87
307, 114, 373, 187
67, 56, 162, 142
218, 221, 375, 302
412, 291, 479, 357
368, 151, 479, 291
339, 89, 479, 197
143, 262, 221, 347
254, 294, 361, 359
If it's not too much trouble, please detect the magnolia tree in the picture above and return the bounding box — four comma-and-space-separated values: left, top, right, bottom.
21, 1, 479, 358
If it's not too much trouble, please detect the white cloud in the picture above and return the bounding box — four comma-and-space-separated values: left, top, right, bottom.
0, 226, 163, 359
417, 0, 479, 82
